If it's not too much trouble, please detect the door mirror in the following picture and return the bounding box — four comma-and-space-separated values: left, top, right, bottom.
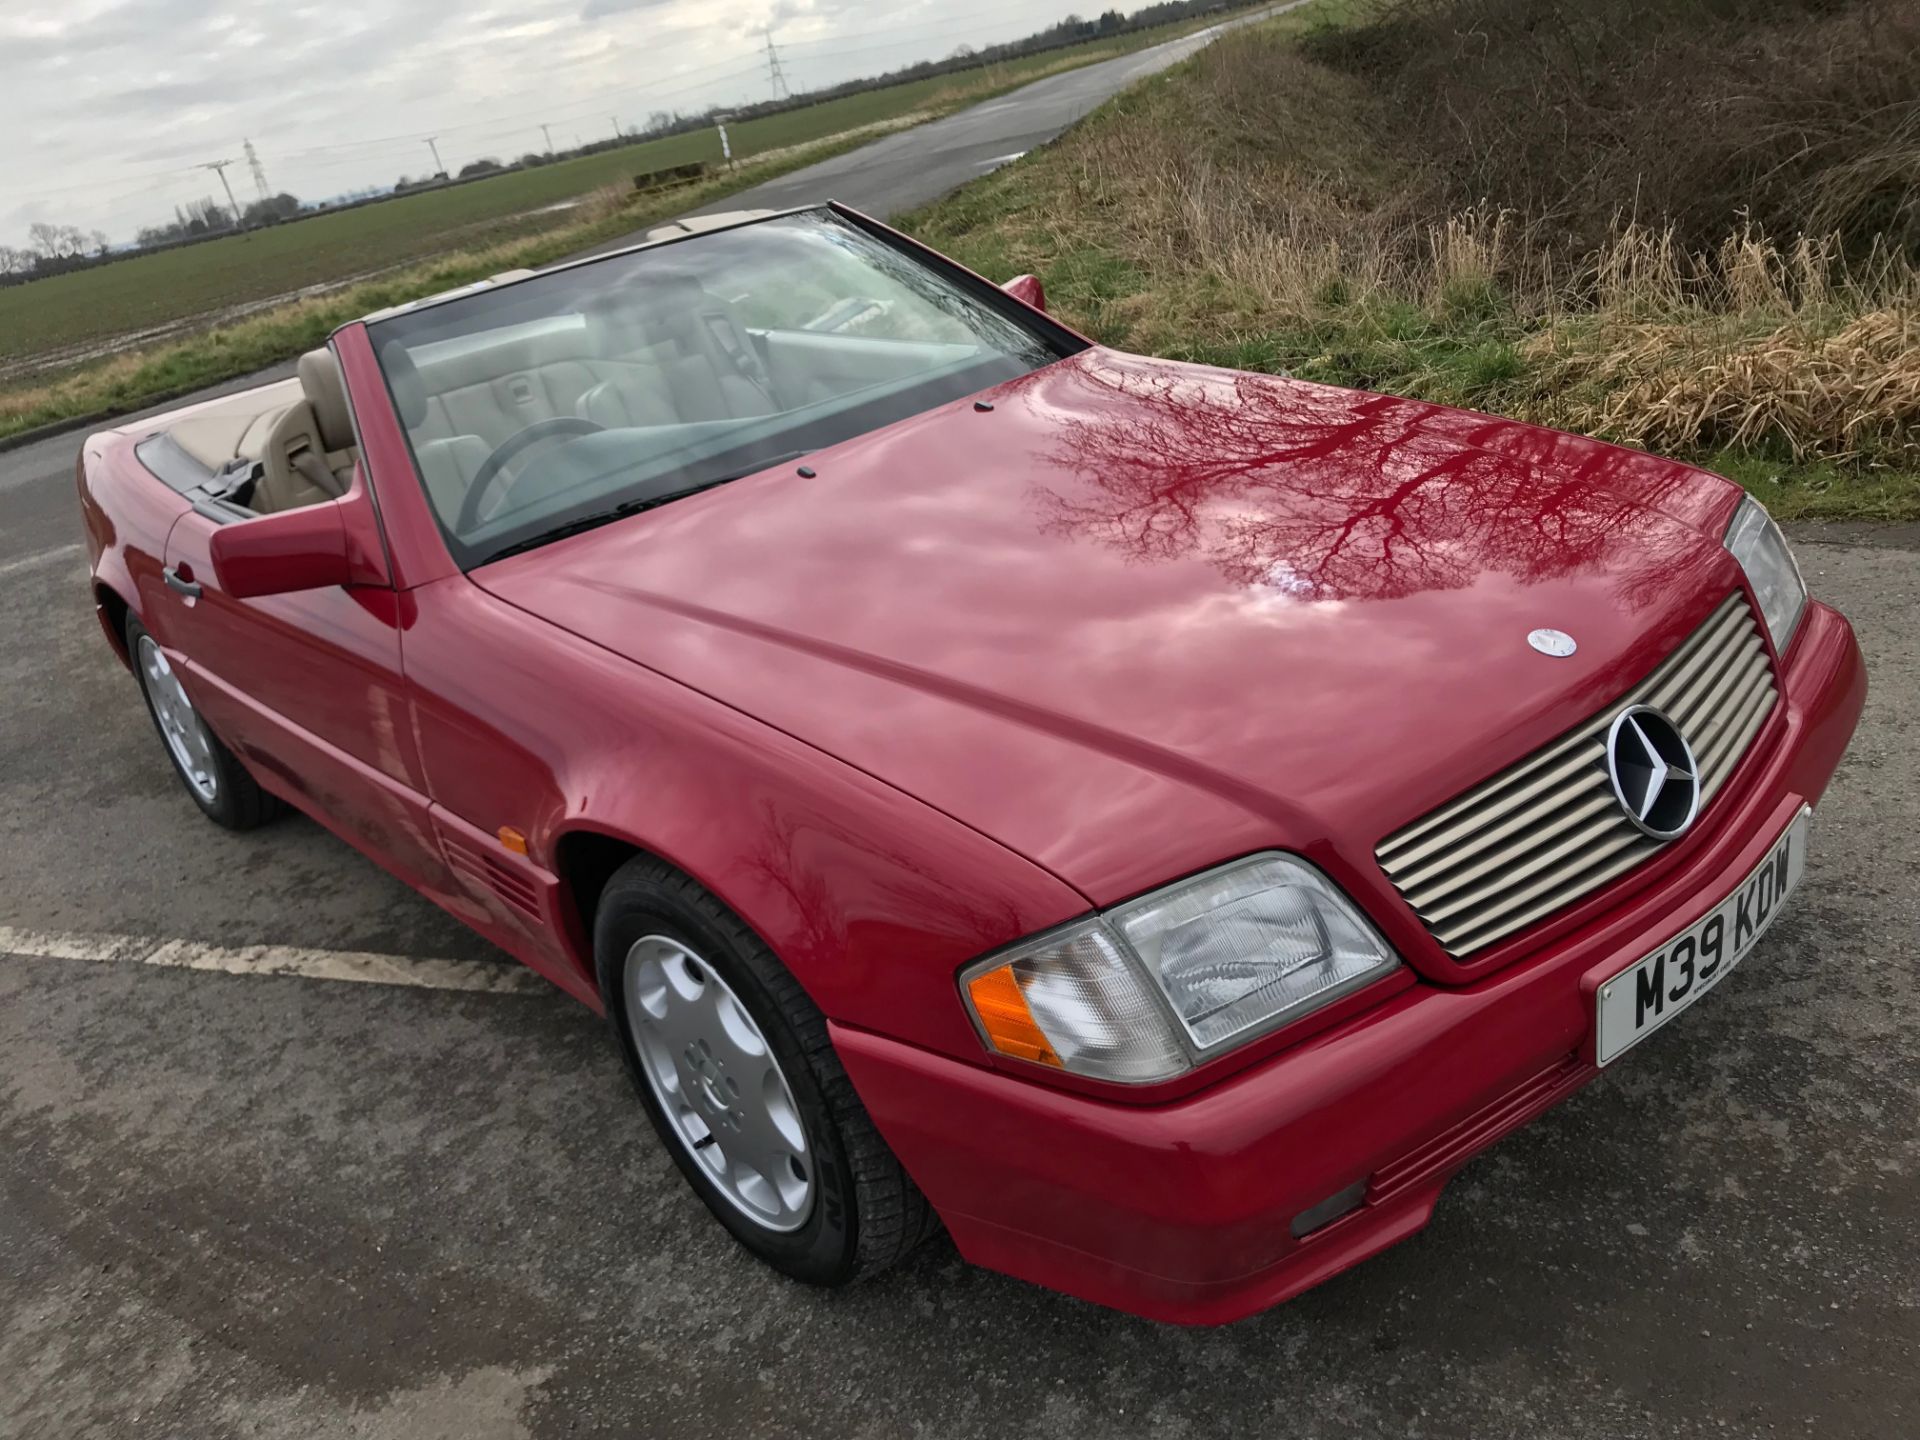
209, 487, 384, 599
1001, 274, 1047, 313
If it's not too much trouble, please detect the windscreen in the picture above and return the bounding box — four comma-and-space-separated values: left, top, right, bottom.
367, 208, 1074, 568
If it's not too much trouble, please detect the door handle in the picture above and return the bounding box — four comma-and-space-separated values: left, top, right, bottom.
163, 565, 202, 599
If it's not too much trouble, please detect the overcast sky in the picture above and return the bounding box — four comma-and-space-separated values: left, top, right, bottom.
2, 0, 1104, 247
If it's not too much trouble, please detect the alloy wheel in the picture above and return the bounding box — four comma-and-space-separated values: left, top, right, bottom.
137, 635, 218, 805
623, 935, 815, 1232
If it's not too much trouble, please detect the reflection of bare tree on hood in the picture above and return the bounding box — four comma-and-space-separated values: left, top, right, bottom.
1024, 354, 1706, 609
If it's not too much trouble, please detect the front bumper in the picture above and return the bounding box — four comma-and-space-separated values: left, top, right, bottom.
832, 601, 1866, 1324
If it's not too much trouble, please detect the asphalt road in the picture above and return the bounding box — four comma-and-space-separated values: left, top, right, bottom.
693, 6, 1304, 223
572, 4, 1301, 261
4, 11, 1919, 1435
2, 502, 1915, 1438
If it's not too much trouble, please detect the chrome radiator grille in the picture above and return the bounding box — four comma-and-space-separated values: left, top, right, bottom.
1376, 592, 1778, 959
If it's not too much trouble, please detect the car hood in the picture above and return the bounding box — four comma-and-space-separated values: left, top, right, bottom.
477, 349, 1743, 929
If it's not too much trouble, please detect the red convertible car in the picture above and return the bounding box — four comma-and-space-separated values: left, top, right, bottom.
77, 204, 1865, 1323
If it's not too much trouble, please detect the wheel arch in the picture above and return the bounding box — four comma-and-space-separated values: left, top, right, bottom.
551, 824, 644, 994
549, 824, 770, 1003
533, 741, 1087, 1062
77, 431, 156, 674
94, 578, 134, 669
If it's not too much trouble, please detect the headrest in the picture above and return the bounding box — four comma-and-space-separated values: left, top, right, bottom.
581, 290, 650, 360
296, 347, 355, 451
378, 341, 430, 429
583, 269, 718, 357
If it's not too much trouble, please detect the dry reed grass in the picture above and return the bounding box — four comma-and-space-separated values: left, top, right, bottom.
914, 20, 1920, 475
1531, 310, 1920, 465
577, 183, 636, 226
1303, 0, 1920, 256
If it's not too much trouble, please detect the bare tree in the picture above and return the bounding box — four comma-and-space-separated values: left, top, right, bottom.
28, 221, 75, 259
175, 197, 230, 234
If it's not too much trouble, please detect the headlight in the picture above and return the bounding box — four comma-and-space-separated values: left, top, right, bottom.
961, 854, 1402, 1083
1724, 495, 1807, 653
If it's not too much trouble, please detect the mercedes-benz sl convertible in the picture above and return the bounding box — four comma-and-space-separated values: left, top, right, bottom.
76, 203, 1865, 1323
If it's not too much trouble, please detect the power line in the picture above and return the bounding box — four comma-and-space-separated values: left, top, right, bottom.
228, 50, 766, 166
23, 4, 1148, 235
173, 47, 780, 173
19, 161, 202, 200
64, 0, 1043, 181
781, 1, 1052, 49
31, 1, 1094, 188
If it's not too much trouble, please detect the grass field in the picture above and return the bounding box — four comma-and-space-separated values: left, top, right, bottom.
0, 124, 903, 439
904, 0, 1920, 521
0, 10, 1260, 379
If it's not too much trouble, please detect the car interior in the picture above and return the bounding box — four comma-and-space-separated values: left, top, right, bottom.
384, 269, 805, 521
146, 273, 976, 526
146, 347, 361, 516
141, 210, 1074, 568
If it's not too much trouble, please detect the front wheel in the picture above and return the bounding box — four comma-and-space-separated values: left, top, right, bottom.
126, 614, 278, 830
598, 855, 936, 1286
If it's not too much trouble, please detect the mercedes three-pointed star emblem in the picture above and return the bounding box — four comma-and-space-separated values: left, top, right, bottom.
1605, 705, 1702, 841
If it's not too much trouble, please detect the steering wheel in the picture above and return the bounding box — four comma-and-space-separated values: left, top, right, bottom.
456, 416, 606, 533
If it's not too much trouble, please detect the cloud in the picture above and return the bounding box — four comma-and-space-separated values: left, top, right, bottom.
579, 0, 674, 19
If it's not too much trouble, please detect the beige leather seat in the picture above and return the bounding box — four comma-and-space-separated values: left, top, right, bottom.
577, 274, 779, 426
403, 327, 656, 450
574, 358, 680, 429
380, 341, 490, 519
384, 281, 781, 455
249, 349, 358, 514
573, 296, 692, 429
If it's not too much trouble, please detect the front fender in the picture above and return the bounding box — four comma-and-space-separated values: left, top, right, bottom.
403, 574, 1089, 1061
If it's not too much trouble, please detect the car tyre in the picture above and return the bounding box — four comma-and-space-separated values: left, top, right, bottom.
126, 613, 279, 830
598, 854, 938, 1286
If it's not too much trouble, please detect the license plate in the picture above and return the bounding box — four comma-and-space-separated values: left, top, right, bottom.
1595, 807, 1811, 1066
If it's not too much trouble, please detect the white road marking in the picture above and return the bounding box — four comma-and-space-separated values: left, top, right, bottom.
978, 151, 1028, 170
0, 924, 546, 995
0, 542, 83, 578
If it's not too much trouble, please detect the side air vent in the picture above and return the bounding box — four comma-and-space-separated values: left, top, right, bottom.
442, 831, 542, 921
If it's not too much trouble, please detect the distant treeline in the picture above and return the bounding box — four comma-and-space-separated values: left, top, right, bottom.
0, 195, 304, 287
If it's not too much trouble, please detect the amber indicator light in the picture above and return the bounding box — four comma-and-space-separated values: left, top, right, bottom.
967, 965, 1061, 1067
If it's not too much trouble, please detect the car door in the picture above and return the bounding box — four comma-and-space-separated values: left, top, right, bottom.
152, 483, 449, 892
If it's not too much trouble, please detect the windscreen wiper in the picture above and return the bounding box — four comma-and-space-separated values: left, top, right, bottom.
474, 449, 813, 567
686, 447, 814, 491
